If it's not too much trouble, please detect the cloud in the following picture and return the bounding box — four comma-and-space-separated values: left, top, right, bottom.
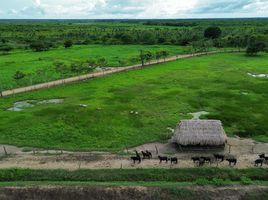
0, 0, 267, 19
193, 0, 268, 15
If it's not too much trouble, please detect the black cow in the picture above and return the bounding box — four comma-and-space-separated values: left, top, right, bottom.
259, 154, 268, 163
141, 151, 152, 159
214, 154, 225, 162
226, 158, 237, 166
192, 156, 200, 163
255, 159, 264, 167
169, 157, 178, 164
200, 156, 212, 164
131, 156, 141, 164
158, 156, 168, 163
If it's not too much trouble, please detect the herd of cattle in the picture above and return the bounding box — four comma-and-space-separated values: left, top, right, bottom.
130, 151, 268, 167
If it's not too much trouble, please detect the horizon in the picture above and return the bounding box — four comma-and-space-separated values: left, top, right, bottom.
0, 17, 268, 21
0, 0, 267, 19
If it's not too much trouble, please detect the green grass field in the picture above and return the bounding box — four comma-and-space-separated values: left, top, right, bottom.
0, 53, 267, 151
0, 45, 188, 90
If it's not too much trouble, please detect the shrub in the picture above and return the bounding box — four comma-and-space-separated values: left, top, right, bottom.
64, 40, 73, 48
240, 176, 252, 185
195, 178, 210, 186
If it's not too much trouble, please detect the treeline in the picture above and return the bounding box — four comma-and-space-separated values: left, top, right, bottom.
0, 19, 267, 53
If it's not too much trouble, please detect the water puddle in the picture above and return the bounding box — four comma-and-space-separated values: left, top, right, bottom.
7, 99, 64, 112
247, 73, 268, 78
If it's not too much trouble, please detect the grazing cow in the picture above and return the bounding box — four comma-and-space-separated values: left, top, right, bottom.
131, 156, 141, 164
146, 150, 152, 159
226, 158, 237, 166
214, 154, 225, 162
158, 156, 168, 163
198, 158, 205, 167
192, 156, 200, 163
141, 151, 151, 159
169, 157, 178, 164
259, 154, 268, 163
200, 156, 212, 164
255, 159, 264, 167
131, 151, 141, 164
259, 154, 265, 158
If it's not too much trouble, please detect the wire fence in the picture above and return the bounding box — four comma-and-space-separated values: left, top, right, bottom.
0, 50, 239, 97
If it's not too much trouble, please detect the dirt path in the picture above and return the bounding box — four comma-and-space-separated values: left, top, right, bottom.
0, 50, 238, 97
0, 137, 267, 170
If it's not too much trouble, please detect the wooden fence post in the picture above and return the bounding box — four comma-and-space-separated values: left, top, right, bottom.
155, 145, 158, 155
3, 146, 7, 156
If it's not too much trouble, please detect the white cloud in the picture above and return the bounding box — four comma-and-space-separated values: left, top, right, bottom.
0, 0, 267, 18
33, 0, 41, 6
138, 0, 198, 18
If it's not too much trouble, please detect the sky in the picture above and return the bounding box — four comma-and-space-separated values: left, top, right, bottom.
0, 0, 267, 19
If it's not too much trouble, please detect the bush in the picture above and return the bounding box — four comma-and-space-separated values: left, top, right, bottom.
195, 178, 210, 186
64, 40, 73, 48
211, 178, 226, 186
240, 176, 252, 185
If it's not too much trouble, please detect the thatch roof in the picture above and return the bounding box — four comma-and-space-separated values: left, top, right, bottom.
171, 120, 227, 146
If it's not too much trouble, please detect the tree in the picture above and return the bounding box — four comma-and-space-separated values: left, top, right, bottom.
141, 32, 156, 44
155, 51, 162, 62
204, 27, 222, 39
26, 73, 33, 85
155, 50, 169, 62
54, 61, 69, 79
64, 40, 73, 48
0, 45, 13, 54
140, 50, 146, 66
13, 70, 26, 86
161, 50, 169, 61
97, 57, 108, 67
144, 51, 154, 64
29, 41, 50, 52
36, 68, 48, 82
13, 71, 26, 80
115, 33, 134, 44
246, 42, 266, 56
84, 58, 98, 73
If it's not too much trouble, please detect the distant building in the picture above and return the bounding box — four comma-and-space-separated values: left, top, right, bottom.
170, 120, 227, 149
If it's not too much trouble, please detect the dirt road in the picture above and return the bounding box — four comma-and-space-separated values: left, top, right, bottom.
0, 50, 238, 97
0, 137, 267, 170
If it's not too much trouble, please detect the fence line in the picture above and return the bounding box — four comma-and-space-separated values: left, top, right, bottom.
0, 50, 238, 97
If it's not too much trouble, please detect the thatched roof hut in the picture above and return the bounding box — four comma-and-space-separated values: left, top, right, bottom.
171, 120, 227, 148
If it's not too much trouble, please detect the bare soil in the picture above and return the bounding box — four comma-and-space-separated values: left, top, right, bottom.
0, 137, 267, 170
0, 185, 267, 200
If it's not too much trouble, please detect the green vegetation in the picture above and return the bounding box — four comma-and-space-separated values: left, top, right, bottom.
0, 44, 188, 89
0, 53, 267, 150
0, 168, 267, 182
1, 19, 267, 90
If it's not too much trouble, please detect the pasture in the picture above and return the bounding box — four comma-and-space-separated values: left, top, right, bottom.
0, 44, 187, 89
0, 53, 267, 151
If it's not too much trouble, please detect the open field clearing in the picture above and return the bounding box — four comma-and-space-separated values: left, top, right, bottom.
0, 45, 187, 89
0, 53, 268, 151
